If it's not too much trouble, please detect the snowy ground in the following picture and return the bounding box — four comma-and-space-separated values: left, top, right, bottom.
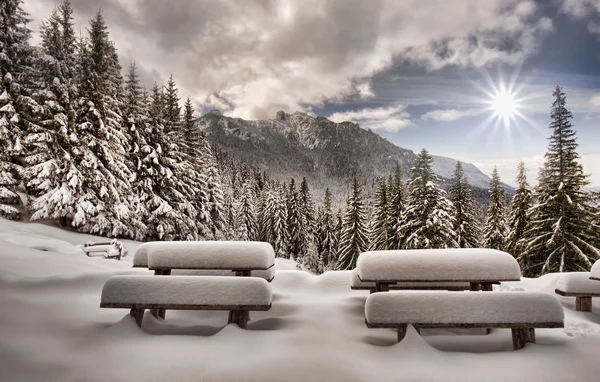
1, 219, 600, 381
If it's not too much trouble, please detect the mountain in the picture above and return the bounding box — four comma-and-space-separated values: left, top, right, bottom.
195, 110, 504, 205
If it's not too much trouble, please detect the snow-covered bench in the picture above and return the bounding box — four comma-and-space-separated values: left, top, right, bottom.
357, 248, 521, 292
133, 241, 275, 282
555, 272, 600, 312
350, 269, 470, 293
100, 275, 272, 329
83, 240, 125, 260
590, 260, 600, 281
364, 291, 564, 350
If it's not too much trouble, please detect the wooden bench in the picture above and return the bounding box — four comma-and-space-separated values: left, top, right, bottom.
100, 275, 272, 329
555, 272, 600, 312
356, 248, 521, 293
350, 269, 470, 293
365, 291, 564, 350
83, 240, 124, 260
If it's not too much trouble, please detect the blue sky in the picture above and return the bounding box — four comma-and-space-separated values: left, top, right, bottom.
24, 0, 600, 186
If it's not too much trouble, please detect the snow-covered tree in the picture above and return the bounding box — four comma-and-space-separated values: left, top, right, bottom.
298, 177, 316, 263
449, 161, 481, 248
387, 164, 406, 249
0, 0, 41, 219
286, 178, 302, 260
369, 177, 390, 251
519, 86, 600, 276
483, 167, 508, 250
337, 177, 369, 270
506, 161, 532, 259
397, 149, 457, 249
260, 183, 289, 257
72, 11, 134, 237
315, 188, 338, 269
235, 181, 258, 241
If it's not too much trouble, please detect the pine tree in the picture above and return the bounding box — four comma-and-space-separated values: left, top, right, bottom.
506, 161, 532, 258
298, 177, 316, 263
398, 149, 457, 249
0, 0, 41, 219
369, 177, 390, 250
162, 74, 180, 134
337, 177, 369, 270
72, 12, 134, 237
286, 178, 302, 260
315, 188, 338, 269
388, 164, 406, 249
519, 86, 600, 276
483, 167, 508, 250
449, 161, 481, 248
260, 183, 288, 257
235, 181, 258, 241
26, 1, 83, 227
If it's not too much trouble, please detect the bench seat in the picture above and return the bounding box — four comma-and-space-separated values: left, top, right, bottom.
365, 291, 564, 350
100, 275, 272, 328
350, 269, 470, 292
555, 272, 600, 311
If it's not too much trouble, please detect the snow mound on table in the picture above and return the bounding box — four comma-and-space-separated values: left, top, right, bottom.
172, 267, 275, 281
556, 272, 600, 294
350, 269, 469, 289
101, 275, 272, 306
138, 241, 275, 269
365, 291, 564, 324
591, 260, 600, 280
357, 248, 521, 281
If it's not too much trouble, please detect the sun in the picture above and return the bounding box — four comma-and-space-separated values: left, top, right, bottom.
491, 89, 519, 119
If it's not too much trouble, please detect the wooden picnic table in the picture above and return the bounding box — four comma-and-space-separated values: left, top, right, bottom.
356, 248, 521, 293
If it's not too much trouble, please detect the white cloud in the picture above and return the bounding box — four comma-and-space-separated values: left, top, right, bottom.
421, 109, 475, 122
561, 0, 600, 17
472, 155, 545, 187
589, 93, 600, 106
329, 105, 414, 132
24, 0, 555, 120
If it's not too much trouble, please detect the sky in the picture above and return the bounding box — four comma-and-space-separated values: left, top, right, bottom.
23, 0, 600, 186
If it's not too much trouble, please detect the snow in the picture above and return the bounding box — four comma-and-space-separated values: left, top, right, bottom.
171, 267, 275, 281
357, 248, 521, 282
556, 272, 600, 294
140, 241, 275, 270
591, 260, 600, 280
365, 291, 564, 325
101, 275, 272, 306
2, 219, 600, 382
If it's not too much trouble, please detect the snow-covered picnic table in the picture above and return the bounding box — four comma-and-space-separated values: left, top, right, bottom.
356, 248, 521, 292
590, 260, 600, 281
133, 241, 275, 280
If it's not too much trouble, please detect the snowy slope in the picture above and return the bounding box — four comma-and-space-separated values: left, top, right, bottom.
1, 218, 600, 381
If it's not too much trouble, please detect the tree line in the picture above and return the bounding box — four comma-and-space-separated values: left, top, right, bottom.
1, 1, 598, 277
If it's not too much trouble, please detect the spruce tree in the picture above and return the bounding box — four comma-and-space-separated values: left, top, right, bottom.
483, 167, 508, 250
315, 188, 338, 269
519, 86, 600, 276
397, 149, 457, 249
286, 179, 302, 260
298, 177, 316, 263
261, 183, 289, 257
0, 0, 41, 219
337, 177, 369, 270
235, 181, 258, 241
388, 164, 406, 249
369, 177, 390, 251
506, 161, 532, 258
449, 161, 481, 248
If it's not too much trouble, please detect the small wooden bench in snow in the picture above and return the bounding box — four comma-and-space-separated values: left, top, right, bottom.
364, 291, 564, 350
100, 275, 272, 329
590, 260, 600, 281
350, 269, 470, 293
133, 241, 275, 282
83, 240, 124, 260
555, 272, 600, 312
357, 248, 520, 292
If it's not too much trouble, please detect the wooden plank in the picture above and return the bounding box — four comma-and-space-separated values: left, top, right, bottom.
470, 282, 480, 291
397, 325, 407, 342
591, 277, 600, 281
359, 276, 520, 283
576, 296, 593, 312
555, 289, 600, 297
101, 302, 272, 311
481, 282, 494, 291
365, 319, 564, 329
511, 328, 535, 350
148, 264, 275, 272
130, 308, 145, 327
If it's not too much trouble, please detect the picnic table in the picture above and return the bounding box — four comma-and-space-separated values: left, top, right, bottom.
356, 248, 521, 292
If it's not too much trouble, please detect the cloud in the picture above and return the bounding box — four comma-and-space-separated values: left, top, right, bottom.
421, 109, 475, 122
590, 93, 600, 106
561, 0, 600, 18
24, 0, 555, 120
329, 105, 414, 132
